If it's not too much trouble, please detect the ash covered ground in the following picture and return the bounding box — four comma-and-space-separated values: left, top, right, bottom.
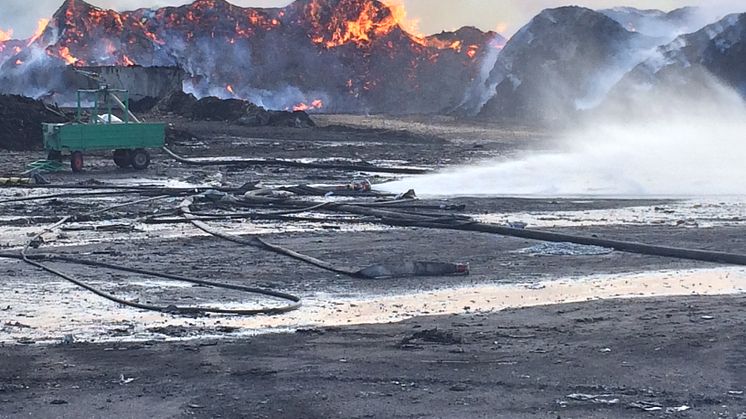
1, 114, 745, 418
1, 0, 746, 417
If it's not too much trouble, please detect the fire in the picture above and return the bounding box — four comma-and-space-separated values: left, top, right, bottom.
27, 19, 50, 47
466, 44, 479, 59
143, 29, 165, 46
292, 99, 324, 112
324, 1, 391, 47
0, 28, 13, 42
0, 0, 493, 110
57, 46, 79, 65
309, 0, 470, 54
380, 0, 421, 37
307, 0, 420, 49
15, 59, 23, 65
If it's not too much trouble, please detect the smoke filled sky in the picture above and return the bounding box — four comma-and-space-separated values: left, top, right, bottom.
2, 0, 745, 39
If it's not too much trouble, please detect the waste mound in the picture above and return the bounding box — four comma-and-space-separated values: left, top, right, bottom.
0, 95, 68, 151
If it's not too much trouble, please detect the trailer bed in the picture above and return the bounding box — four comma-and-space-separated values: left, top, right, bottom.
43, 123, 165, 152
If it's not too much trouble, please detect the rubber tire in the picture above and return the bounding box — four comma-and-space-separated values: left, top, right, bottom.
47, 150, 62, 162
113, 149, 132, 168
70, 151, 84, 173
130, 149, 150, 171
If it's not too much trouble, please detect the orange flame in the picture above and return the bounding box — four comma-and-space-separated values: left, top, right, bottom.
15, 59, 23, 65
466, 44, 479, 59
58, 46, 79, 65
381, 0, 421, 37
309, 0, 416, 49
308, 0, 473, 54
292, 99, 324, 112
226, 84, 235, 95
27, 18, 49, 47
0, 28, 13, 42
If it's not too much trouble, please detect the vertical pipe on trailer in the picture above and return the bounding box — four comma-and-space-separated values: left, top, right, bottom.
107, 88, 112, 124
93, 91, 99, 125
110, 93, 141, 124
124, 91, 129, 124
76, 91, 81, 123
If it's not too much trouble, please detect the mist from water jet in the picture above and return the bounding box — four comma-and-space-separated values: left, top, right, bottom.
380, 75, 746, 198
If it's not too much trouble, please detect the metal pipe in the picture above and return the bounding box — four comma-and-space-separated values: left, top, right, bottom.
110, 92, 141, 123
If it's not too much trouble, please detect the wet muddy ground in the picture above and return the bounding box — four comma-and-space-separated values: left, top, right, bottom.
1, 115, 745, 417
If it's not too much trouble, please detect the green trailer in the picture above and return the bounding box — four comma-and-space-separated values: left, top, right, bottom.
43, 88, 165, 172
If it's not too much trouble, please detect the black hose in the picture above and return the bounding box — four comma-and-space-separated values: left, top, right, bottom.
425, 220, 746, 266
237, 195, 746, 267
0, 252, 301, 315
0, 185, 256, 207
4, 194, 302, 316
163, 146, 431, 175
0, 190, 143, 204
180, 197, 362, 277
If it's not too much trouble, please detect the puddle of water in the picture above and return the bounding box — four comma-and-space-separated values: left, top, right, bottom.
477, 198, 746, 228
105, 178, 204, 188
0, 216, 390, 250
2, 267, 744, 345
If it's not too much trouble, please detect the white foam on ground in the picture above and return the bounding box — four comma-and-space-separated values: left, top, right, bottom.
2, 266, 744, 345
475, 198, 746, 228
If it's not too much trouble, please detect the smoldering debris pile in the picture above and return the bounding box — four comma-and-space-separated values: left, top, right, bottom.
3, 0, 744, 122
473, 7, 645, 121
155, 91, 316, 128
0, 0, 502, 114
155, 91, 198, 116
0, 95, 67, 151
467, 6, 746, 122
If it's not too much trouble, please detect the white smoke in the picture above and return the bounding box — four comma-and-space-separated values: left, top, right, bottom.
183, 79, 330, 111
690, 1, 746, 27
380, 75, 746, 198
459, 34, 504, 112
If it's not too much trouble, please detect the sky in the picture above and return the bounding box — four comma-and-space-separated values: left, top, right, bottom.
1, 0, 744, 39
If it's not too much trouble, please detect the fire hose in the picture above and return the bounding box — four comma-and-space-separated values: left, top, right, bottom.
4, 185, 746, 318
162, 146, 431, 175
180, 197, 361, 277
0, 189, 464, 316
0, 194, 302, 316
231, 195, 746, 267
179, 196, 469, 278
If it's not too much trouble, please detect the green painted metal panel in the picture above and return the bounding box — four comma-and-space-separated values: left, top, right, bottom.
43, 123, 165, 152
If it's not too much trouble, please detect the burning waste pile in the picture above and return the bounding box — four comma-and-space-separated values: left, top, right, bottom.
1, 0, 742, 121
154, 91, 316, 127
0, 0, 503, 113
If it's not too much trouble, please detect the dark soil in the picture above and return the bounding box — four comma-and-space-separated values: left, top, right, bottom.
0, 94, 68, 151
1, 114, 744, 418
1, 295, 744, 418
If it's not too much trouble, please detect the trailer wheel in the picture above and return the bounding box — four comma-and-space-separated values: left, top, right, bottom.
70, 151, 84, 173
113, 149, 132, 168
130, 149, 150, 171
